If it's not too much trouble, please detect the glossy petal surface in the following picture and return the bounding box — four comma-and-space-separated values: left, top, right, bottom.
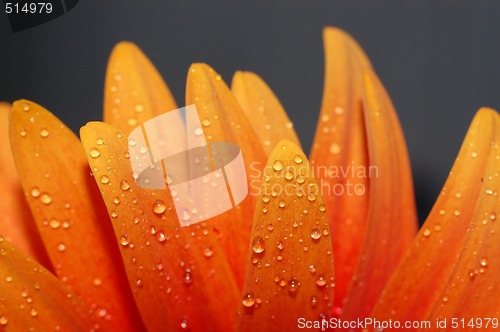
238, 140, 335, 332
81, 121, 240, 332
10, 100, 143, 331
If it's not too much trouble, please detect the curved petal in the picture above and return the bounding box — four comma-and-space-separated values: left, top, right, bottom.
310, 27, 370, 310
369, 108, 500, 329
231, 71, 301, 155
0, 102, 49, 266
0, 237, 100, 330
237, 140, 335, 332
311, 28, 418, 319
80, 121, 240, 332
104, 42, 177, 133
9, 100, 144, 331
186, 63, 267, 287
340, 64, 418, 321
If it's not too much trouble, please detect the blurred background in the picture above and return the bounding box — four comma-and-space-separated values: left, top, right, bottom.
1, 0, 500, 224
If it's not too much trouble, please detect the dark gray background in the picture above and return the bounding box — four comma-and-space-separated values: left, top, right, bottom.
1, 1, 499, 224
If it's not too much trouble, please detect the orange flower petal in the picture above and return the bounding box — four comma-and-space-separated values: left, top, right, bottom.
340, 67, 418, 321
80, 121, 240, 332
186, 63, 267, 286
310, 27, 370, 310
237, 140, 335, 331
369, 108, 500, 325
0, 237, 99, 330
9, 100, 144, 331
104, 42, 177, 133
0, 103, 49, 266
231, 71, 301, 155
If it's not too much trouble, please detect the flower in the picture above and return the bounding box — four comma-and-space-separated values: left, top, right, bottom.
0, 27, 499, 331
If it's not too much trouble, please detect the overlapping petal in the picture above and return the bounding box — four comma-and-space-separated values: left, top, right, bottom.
0, 103, 48, 265
9, 100, 143, 331
311, 27, 418, 319
238, 140, 334, 331
0, 237, 100, 331
80, 121, 240, 332
369, 108, 500, 329
231, 71, 301, 155
186, 64, 267, 286
104, 42, 178, 133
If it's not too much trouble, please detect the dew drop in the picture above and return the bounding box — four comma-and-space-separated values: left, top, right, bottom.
311, 296, 318, 308
120, 180, 130, 191
276, 241, 284, 250
119, 235, 129, 246
296, 175, 305, 184
272, 160, 284, 171
156, 232, 167, 243
89, 148, 100, 158
316, 275, 327, 287
22, 103, 30, 111
288, 278, 300, 295
252, 236, 265, 254
100, 175, 110, 184
278, 200, 286, 208
180, 319, 189, 330
96, 138, 105, 145
56, 243, 66, 252
40, 193, 52, 205
194, 127, 203, 136
39, 128, 49, 138
136, 278, 143, 288
153, 200, 166, 214
0, 315, 7, 326
202, 118, 211, 127
20, 128, 27, 137
184, 269, 192, 284
471, 151, 478, 158
203, 247, 213, 258
309, 265, 317, 274
422, 228, 431, 237
480, 258, 488, 267
261, 195, 270, 203
310, 228, 322, 240
242, 292, 255, 308
31, 187, 40, 198
319, 204, 326, 212
284, 170, 294, 181
329, 143, 341, 155
490, 213, 496, 221
93, 278, 102, 286
30, 308, 38, 317
49, 219, 61, 229
307, 193, 316, 202
293, 155, 303, 164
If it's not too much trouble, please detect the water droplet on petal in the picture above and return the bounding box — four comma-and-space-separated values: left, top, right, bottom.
39, 128, 49, 138
307, 193, 316, 202
284, 170, 294, 181
316, 275, 327, 287
0, 315, 8, 326
293, 155, 303, 164
480, 258, 488, 267
56, 243, 66, 252
203, 247, 213, 258
288, 278, 300, 295
422, 228, 431, 237
262, 195, 270, 203
120, 180, 130, 191
40, 193, 52, 205
156, 232, 167, 243
49, 219, 60, 229
153, 200, 166, 214
329, 143, 341, 155
31, 187, 40, 198
311, 228, 322, 240
272, 160, 284, 171
100, 175, 110, 184
30, 308, 38, 317
278, 200, 286, 208
89, 148, 100, 158
119, 235, 130, 246
242, 292, 255, 308
202, 118, 211, 127
252, 236, 265, 254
